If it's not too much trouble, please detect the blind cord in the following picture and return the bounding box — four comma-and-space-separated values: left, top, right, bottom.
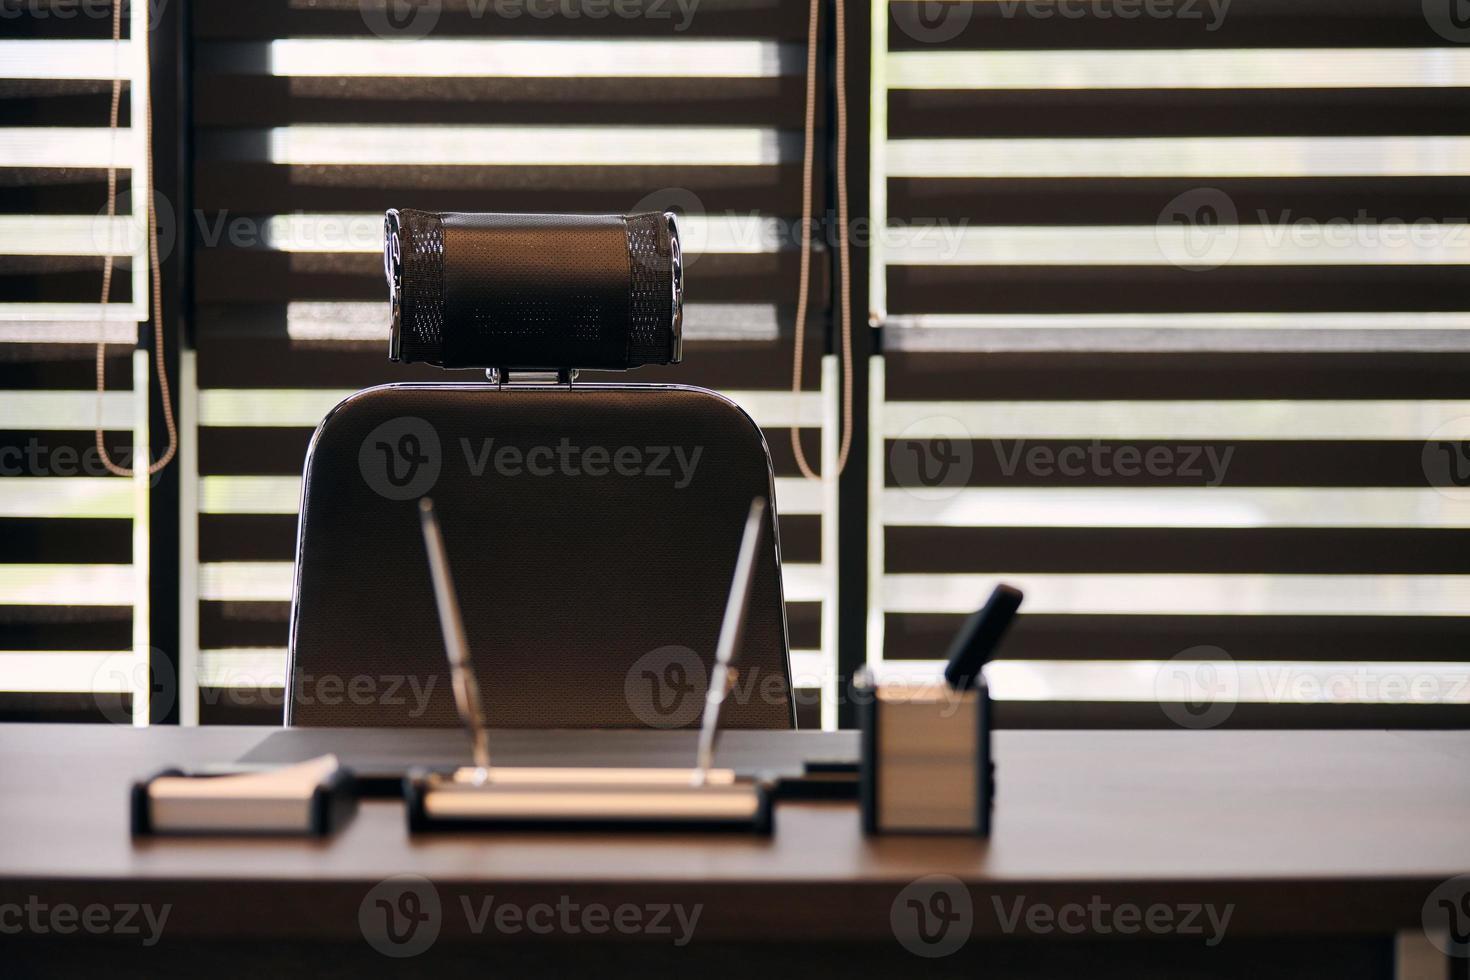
791, 0, 853, 481
96, 0, 177, 477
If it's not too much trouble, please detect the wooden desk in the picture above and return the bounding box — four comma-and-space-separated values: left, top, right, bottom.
3, 725, 1468, 979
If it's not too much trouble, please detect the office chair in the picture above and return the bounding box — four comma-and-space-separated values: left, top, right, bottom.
286, 210, 795, 729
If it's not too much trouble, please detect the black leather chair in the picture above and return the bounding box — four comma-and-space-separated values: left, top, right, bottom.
286, 380, 794, 729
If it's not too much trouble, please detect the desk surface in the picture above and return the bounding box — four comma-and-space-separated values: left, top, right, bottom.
3, 724, 1469, 941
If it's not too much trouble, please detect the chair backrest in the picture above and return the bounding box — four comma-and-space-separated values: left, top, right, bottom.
287, 381, 794, 729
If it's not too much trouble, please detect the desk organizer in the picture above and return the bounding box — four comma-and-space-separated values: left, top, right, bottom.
858, 676, 993, 836
406, 767, 774, 834
131, 756, 356, 837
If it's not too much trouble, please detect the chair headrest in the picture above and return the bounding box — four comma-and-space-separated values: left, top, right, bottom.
384, 209, 683, 373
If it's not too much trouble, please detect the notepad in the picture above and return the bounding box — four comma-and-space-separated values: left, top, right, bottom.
133, 755, 353, 835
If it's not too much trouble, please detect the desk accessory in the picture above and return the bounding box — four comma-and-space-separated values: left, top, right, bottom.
771, 760, 860, 801
405, 497, 775, 833
944, 584, 1023, 690
385, 208, 681, 371
860, 584, 1023, 836
131, 755, 355, 836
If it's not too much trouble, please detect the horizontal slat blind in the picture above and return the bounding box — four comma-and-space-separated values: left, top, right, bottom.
872, 0, 1470, 725
187, 0, 839, 726
0, 6, 149, 327
0, 2, 152, 722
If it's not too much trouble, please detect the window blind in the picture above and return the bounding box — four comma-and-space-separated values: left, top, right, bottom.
0, 1, 154, 723
185, 0, 841, 726
871, 0, 1470, 725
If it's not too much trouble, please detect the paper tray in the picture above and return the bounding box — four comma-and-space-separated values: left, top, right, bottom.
405, 767, 773, 834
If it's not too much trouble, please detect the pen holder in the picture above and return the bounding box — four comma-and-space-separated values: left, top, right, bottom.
858, 676, 993, 836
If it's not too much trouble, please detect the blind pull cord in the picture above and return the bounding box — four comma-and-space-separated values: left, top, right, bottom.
96, 0, 178, 477
791, 0, 854, 482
